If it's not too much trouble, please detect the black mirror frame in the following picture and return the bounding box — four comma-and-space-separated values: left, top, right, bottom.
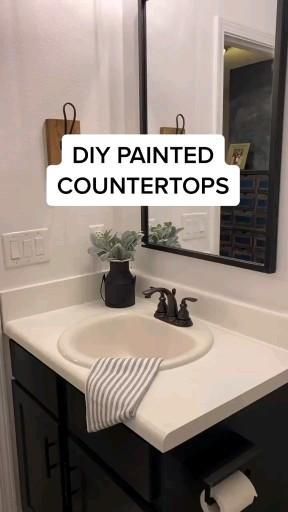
138, 0, 288, 273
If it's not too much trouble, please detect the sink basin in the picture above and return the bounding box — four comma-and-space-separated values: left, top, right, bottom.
58, 312, 213, 370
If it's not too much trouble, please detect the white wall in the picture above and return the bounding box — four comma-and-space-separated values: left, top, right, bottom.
0, 3, 134, 510
120, 0, 288, 313
0, 0, 129, 291
223, 0, 277, 33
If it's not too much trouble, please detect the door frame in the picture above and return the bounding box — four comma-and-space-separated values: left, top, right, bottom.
212, 17, 275, 134
0, 327, 20, 512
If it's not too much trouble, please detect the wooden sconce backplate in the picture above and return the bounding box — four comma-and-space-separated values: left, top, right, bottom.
45, 119, 80, 165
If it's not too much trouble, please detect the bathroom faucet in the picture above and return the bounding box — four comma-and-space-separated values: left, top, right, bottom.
142, 287, 178, 319
142, 287, 197, 327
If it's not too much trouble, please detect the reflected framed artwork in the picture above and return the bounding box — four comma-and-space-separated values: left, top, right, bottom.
227, 143, 251, 170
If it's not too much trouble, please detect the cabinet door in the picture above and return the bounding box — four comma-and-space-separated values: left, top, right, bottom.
66, 383, 156, 502
13, 382, 63, 512
68, 439, 144, 512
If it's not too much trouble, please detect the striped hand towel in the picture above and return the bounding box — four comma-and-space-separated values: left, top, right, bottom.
85, 357, 162, 432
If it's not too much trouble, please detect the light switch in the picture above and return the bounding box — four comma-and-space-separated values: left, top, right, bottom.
2, 228, 49, 268
23, 239, 33, 258
10, 240, 21, 260
35, 236, 45, 256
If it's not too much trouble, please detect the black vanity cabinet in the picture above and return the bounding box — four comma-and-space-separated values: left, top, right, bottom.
10, 340, 288, 512
12, 382, 63, 512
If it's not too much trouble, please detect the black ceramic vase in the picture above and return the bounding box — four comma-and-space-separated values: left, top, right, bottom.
104, 260, 136, 308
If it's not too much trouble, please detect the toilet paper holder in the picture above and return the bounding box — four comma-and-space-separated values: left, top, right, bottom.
200, 433, 259, 505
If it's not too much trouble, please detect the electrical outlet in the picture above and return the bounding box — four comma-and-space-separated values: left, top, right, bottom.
89, 224, 105, 235
2, 228, 50, 268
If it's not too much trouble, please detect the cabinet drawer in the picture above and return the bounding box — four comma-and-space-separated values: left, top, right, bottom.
10, 341, 58, 417
66, 383, 158, 503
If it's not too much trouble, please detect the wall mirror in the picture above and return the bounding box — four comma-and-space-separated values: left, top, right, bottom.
138, 0, 288, 273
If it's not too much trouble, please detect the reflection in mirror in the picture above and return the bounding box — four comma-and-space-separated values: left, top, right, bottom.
140, 0, 287, 272
221, 40, 274, 264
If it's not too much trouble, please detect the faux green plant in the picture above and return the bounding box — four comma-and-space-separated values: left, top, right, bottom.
149, 222, 183, 248
88, 229, 142, 261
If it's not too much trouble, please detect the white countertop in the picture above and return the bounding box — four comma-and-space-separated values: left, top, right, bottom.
4, 299, 288, 452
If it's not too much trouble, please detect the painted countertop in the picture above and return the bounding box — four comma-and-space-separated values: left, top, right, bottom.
4, 299, 288, 452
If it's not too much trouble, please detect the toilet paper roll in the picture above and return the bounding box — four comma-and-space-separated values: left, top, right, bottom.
200, 471, 257, 512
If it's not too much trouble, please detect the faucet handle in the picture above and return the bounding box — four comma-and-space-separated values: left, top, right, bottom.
181, 297, 198, 304
177, 297, 198, 327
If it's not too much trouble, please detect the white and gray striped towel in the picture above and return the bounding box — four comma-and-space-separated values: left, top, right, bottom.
85, 357, 163, 432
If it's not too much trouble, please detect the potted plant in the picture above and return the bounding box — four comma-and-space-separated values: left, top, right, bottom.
149, 222, 183, 248
88, 230, 142, 308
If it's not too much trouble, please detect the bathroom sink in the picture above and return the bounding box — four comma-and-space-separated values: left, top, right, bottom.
58, 312, 213, 370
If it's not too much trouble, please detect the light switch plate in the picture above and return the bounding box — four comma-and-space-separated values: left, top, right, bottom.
181, 212, 208, 241
2, 228, 50, 268
89, 224, 105, 235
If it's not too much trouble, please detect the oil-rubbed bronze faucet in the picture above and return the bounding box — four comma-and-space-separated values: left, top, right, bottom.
142, 287, 198, 327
